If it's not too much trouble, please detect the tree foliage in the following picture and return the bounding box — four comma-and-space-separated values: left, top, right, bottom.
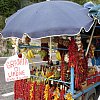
0, 0, 21, 30
71, 0, 100, 5
0, 0, 100, 18
0, 15, 5, 31
0, 0, 21, 17
0, 0, 100, 30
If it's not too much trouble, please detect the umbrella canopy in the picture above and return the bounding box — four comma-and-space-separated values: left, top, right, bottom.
84, 2, 100, 23
89, 4, 100, 23
2, 1, 94, 38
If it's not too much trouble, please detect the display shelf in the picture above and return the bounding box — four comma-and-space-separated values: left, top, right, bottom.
19, 45, 68, 50
73, 82, 100, 99
30, 75, 71, 85
96, 26, 100, 28
19, 45, 100, 51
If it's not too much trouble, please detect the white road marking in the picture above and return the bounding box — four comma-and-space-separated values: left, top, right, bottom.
2, 92, 14, 97
0, 66, 4, 67
0, 57, 8, 58
98, 96, 100, 100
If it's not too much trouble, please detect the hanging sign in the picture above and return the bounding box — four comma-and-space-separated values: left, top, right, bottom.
4, 54, 30, 82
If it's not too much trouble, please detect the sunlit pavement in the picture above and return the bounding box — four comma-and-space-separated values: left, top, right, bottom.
0, 66, 13, 100
0, 95, 13, 100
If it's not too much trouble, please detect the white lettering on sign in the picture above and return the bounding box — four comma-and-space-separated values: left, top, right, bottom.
4, 54, 30, 82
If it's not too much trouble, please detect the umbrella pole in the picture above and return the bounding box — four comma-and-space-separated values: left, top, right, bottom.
49, 36, 52, 61
85, 20, 97, 56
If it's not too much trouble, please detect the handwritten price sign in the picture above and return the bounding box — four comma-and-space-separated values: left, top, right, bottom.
4, 54, 30, 82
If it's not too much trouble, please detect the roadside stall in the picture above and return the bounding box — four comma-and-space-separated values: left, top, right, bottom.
13, 31, 100, 100
1, 1, 100, 100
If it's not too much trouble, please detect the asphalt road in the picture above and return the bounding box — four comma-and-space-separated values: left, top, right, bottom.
0, 67, 13, 100
0, 57, 13, 100
0, 55, 100, 100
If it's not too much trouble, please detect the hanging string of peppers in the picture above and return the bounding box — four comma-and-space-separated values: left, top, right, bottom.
58, 40, 67, 82
60, 87, 65, 100
14, 79, 74, 100
53, 87, 60, 100
75, 34, 88, 89
61, 54, 65, 81
40, 82, 45, 100
68, 36, 88, 90
44, 84, 50, 100
65, 93, 74, 100
68, 37, 80, 89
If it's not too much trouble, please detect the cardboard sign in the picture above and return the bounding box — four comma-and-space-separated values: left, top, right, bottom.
4, 54, 30, 82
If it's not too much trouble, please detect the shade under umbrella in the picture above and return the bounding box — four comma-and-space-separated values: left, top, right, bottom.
2, 1, 94, 38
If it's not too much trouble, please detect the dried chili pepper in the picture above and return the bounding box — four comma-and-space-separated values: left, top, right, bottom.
60, 88, 65, 100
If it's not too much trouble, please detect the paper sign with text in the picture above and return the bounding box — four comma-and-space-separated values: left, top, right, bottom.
4, 54, 30, 82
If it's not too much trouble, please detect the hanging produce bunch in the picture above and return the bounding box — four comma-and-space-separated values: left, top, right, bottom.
38, 50, 47, 60
53, 87, 60, 100
52, 37, 70, 82
26, 49, 35, 59
56, 37, 69, 82
53, 37, 69, 47
88, 44, 95, 58
56, 51, 61, 61
14, 78, 72, 100
68, 37, 80, 89
68, 37, 79, 68
41, 43, 49, 61
14, 79, 31, 100
61, 54, 66, 81
13, 34, 90, 100
75, 34, 88, 88
68, 36, 88, 90
60, 86, 65, 100
65, 93, 74, 100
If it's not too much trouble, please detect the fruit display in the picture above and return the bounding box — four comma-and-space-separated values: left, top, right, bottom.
65, 93, 74, 100
53, 87, 60, 100
14, 77, 73, 100
30, 65, 60, 80
26, 50, 35, 59
14, 35, 98, 100
20, 48, 35, 59
64, 53, 69, 63
89, 44, 95, 58
61, 55, 66, 81
41, 43, 49, 61
38, 50, 47, 59
53, 37, 69, 47
44, 84, 50, 100
56, 51, 61, 61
